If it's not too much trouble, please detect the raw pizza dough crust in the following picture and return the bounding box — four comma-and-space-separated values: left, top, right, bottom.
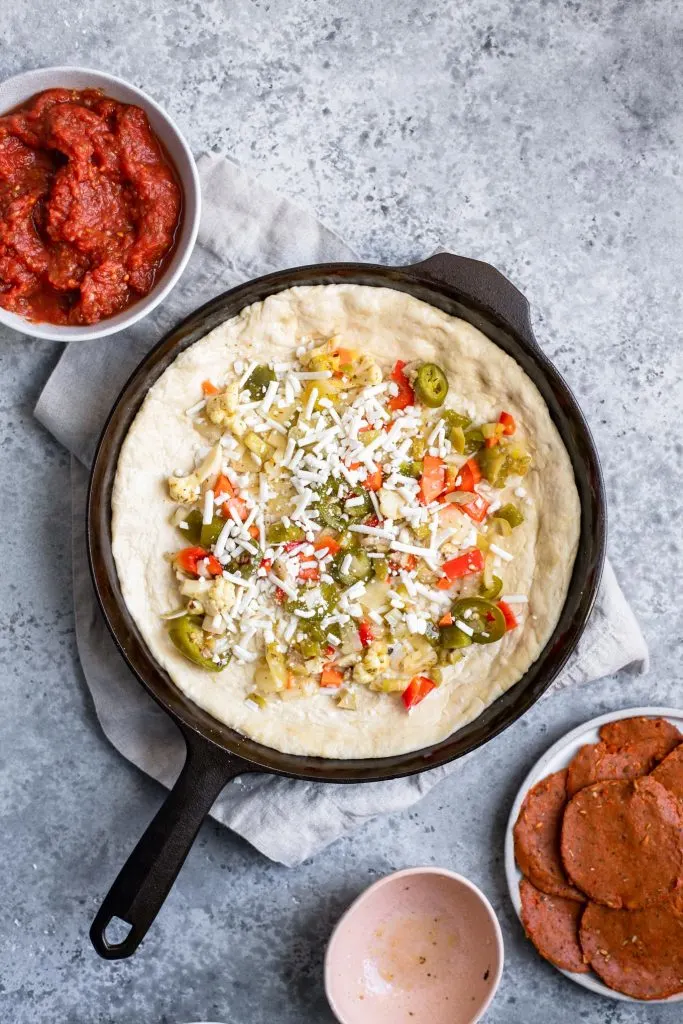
112, 284, 580, 758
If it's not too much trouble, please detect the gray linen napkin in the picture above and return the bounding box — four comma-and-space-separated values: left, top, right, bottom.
35, 154, 648, 866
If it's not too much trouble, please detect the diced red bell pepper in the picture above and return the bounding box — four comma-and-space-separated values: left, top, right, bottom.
176, 546, 223, 577
419, 455, 446, 504
260, 558, 272, 572
436, 548, 485, 589
389, 553, 417, 574
388, 360, 415, 411
314, 535, 341, 557
439, 611, 454, 626
363, 466, 383, 491
205, 555, 223, 576
248, 524, 260, 539
226, 496, 249, 521
484, 434, 499, 448
499, 411, 516, 436
298, 563, 321, 582
274, 587, 288, 604
461, 495, 490, 523
283, 541, 303, 552
358, 620, 375, 648
294, 543, 320, 581
497, 600, 519, 630
320, 663, 344, 688
214, 473, 233, 500
215, 473, 248, 521
366, 515, 380, 528
454, 458, 482, 492
402, 675, 436, 709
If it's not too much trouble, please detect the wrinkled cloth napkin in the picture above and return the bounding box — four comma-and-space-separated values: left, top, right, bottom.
35, 154, 649, 867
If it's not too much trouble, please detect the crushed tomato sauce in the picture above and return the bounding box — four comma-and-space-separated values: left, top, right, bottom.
0, 88, 182, 325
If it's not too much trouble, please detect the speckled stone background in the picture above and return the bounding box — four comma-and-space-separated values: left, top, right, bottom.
1, 1, 682, 1021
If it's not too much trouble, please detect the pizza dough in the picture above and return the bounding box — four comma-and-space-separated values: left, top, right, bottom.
112, 284, 580, 758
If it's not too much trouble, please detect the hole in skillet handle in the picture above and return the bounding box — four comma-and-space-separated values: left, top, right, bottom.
103, 916, 134, 947
405, 252, 538, 352
89, 728, 255, 960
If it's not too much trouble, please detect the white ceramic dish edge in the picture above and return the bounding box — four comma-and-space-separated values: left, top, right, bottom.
0, 65, 200, 342
505, 705, 683, 1004
324, 866, 504, 1024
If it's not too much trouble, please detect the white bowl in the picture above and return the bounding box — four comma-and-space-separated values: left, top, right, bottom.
0, 66, 200, 341
504, 706, 683, 1004
325, 867, 504, 1024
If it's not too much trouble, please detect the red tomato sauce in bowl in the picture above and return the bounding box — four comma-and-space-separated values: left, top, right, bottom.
0, 88, 182, 326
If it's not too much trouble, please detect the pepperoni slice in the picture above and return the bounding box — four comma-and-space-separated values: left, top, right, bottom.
561, 777, 683, 910
519, 879, 588, 974
651, 744, 683, 805
580, 891, 683, 1000
566, 718, 682, 797
513, 770, 584, 901
599, 717, 682, 754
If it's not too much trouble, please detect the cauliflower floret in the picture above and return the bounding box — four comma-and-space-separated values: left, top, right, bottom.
203, 577, 236, 618
168, 473, 200, 504
353, 640, 390, 685
400, 635, 438, 675
222, 411, 248, 438
206, 382, 239, 427
168, 443, 223, 503
352, 352, 383, 386
378, 486, 405, 521
439, 511, 477, 558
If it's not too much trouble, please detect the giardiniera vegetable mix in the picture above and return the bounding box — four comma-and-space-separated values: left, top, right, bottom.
163, 341, 533, 711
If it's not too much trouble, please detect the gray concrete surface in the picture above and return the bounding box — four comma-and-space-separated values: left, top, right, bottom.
1, 1, 682, 1021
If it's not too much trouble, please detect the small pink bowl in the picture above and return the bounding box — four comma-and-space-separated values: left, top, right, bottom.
325, 867, 504, 1024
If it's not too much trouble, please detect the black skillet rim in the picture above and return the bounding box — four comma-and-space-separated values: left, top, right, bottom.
87, 259, 606, 784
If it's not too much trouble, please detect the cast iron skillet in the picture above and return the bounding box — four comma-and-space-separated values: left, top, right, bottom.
87, 253, 606, 959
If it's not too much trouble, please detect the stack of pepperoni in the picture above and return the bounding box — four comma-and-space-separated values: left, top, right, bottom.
513, 716, 683, 1000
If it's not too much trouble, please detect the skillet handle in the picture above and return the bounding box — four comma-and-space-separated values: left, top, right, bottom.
90, 730, 253, 959
405, 252, 538, 350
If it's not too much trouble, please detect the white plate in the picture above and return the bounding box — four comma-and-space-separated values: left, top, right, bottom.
504, 706, 683, 1004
